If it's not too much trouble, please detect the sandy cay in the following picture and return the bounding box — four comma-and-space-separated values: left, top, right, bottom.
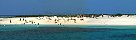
1, 15, 136, 25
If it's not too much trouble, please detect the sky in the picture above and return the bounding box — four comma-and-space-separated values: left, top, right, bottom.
87, 0, 136, 14
0, 0, 136, 15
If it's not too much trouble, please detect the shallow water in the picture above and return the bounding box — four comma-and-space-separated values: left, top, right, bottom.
0, 25, 136, 40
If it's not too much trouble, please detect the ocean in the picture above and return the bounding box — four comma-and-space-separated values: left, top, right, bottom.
0, 25, 136, 40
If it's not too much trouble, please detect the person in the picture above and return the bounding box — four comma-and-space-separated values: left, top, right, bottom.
23, 18, 24, 21
60, 25, 64, 27
55, 19, 57, 21
20, 18, 21, 21
38, 23, 39, 25
10, 20, 11, 23
80, 19, 84, 21
32, 21, 34, 24
24, 23, 25, 24
60, 23, 61, 25
55, 22, 57, 23
74, 19, 76, 23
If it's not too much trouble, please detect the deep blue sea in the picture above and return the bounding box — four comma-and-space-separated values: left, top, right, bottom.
0, 25, 136, 40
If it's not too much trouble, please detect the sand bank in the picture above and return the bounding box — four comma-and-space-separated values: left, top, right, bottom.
1, 16, 136, 25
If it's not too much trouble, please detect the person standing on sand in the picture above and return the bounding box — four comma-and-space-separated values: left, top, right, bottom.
23, 18, 24, 21
20, 18, 21, 21
55, 19, 57, 23
24, 23, 25, 24
32, 21, 34, 24
10, 20, 11, 23
73, 19, 76, 23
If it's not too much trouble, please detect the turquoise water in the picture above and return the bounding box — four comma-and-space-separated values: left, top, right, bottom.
0, 25, 136, 40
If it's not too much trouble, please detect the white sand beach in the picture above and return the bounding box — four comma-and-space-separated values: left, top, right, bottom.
1, 15, 136, 25
0, 16, 86, 25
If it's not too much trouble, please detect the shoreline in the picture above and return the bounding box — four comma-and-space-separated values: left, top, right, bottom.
2, 24, 136, 26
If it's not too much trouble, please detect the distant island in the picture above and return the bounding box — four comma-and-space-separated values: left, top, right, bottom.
1, 14, 136, 25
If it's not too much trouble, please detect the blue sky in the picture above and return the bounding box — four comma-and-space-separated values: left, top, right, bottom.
87, 0, 136, 14
0, 0, 136, 15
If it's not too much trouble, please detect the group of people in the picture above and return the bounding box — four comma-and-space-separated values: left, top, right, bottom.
19, 18, 40, 25
8, 17, 84, 26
